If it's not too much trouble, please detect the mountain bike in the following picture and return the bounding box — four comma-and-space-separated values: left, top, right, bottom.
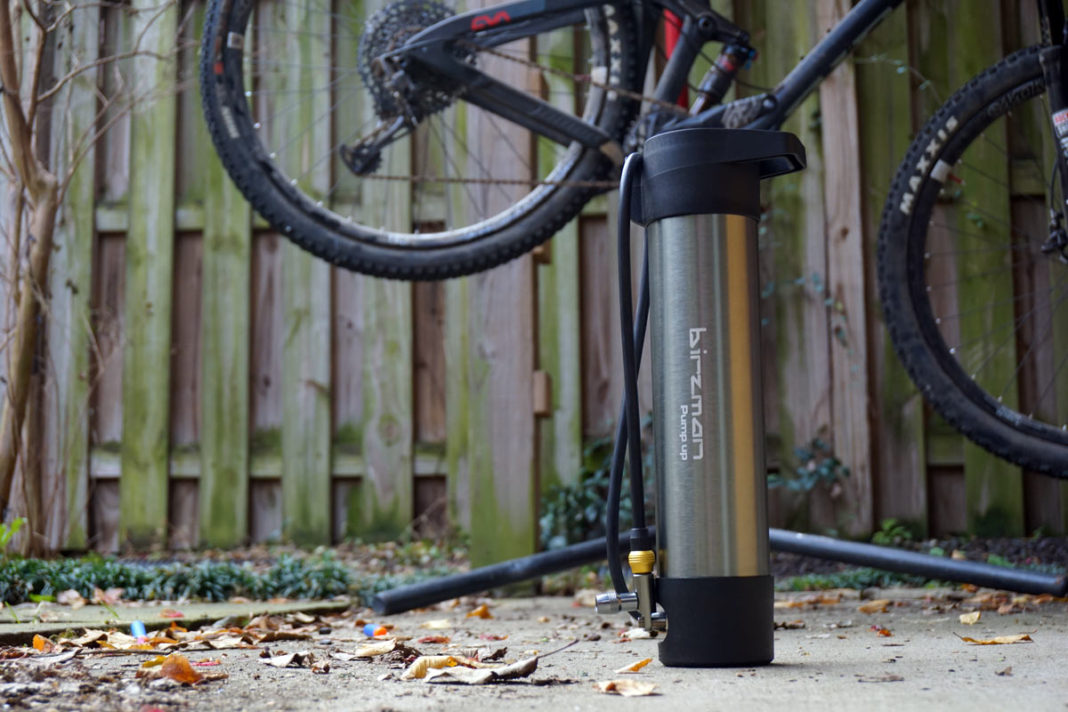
200, 0, 1068, 478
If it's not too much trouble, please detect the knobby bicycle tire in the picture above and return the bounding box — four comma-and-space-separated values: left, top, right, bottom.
879, 44, 1068, 477
200, 0, 641, 279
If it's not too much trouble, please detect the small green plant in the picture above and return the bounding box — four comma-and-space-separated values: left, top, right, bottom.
539, 431, 653, 550
0, 517, 25, 554
871, 518, 915, 547
767, 438, 850, 494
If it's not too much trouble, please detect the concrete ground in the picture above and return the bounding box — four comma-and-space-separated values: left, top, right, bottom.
0, 587, 1065, 711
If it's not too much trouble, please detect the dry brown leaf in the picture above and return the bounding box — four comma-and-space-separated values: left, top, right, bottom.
260, 631, 313, 643
774, 600, 807, 609
419, 619, 452, 630
160, 609, 185, 619
959, 634, 1033, 645
206, 635, 256, 650
160, 654, 203, 685
32, 635, 55, 653
426, 667, 497, 685
858, 599, 890, 614
418, 635, 450, 645
140, 656, 168, 669
596, 680, 659, 697
56, 589, 86, 609
619, 627, 653, 641
959, 611, 981, 625
401, 655, 467, 680
996, 666, 1013, 676
996, 603, 1020, 615
466, 604, 493, 619
262, 651, 316, 668
354, 640, 397, 658
614, 657, 652, 674
311, 660, 330, 674
774, 620, 805, 630
91, 587, 124, 606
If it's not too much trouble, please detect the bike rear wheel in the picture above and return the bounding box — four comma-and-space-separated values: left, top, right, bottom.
879, 45, 1068, 477
200, 0, 642, 279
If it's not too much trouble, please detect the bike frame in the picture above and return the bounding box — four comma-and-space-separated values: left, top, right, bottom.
398, 0, 907, 149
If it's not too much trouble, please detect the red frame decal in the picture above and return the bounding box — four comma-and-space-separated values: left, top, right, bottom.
471, 10, 511, 30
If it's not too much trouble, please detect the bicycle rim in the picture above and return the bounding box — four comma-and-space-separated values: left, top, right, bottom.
201, 0, 639, 277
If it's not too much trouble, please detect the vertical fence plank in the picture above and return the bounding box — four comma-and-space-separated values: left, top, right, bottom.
446, 277, 471, 533
817, 0, 873, 536
199, 125, 251, 547
580, 215, 622, 438
744, 1, 833, 530
855, 2, 928, 535
461, 3, 536, 564
120, 0, 178, 548
354, 0, 414, 541
44, 4, 99, 549
271, 0, 332, 545
536, 24, 582, 491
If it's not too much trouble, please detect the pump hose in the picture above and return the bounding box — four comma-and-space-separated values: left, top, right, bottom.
606, 153, 652, 615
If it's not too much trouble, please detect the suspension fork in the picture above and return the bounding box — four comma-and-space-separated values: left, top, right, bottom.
1037, 0, 1068, 255
1039, 3, 1068, 194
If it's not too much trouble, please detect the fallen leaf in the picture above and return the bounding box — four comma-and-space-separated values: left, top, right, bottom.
618, 627, 653, 641
354, 640, 397, 658
573, 589, 599, 607
419, 619, 452, 630
401, 655, 467, 680
262, 651, 316, 668
260, 631, 313, 643
160, 609, 185, 619
595, 680, 659, 697
479, 633, 507, 641
192, 659, 222, 667
56, 589, 86, 609
417, 636, 450, 645
858, 599, 890, 614
774, 600, 807, 609
91, 587, 124, 606
774, 620, 805, 630
140, 656, 167, 669
466, 604, 493, 619
871, 625, 892, 637
160, 654, 203, 685
959, 634, 1033, 645
311, 660, 330, 674
614, 657, 652, 674
426, 666, 497, 684
996, 666, 1013, 676
959, 611, 981, 625
857, 674, 904, 683
32, 635, 55, 653
996, 603, 1020, 615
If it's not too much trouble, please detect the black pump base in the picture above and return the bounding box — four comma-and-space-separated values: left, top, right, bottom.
657, 574, 773, 667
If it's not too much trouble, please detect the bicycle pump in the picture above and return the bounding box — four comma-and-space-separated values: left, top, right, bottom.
596, 128, 805, 666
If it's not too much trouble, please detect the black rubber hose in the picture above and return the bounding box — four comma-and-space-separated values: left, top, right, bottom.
616, 152, 646, 534
606, 153, 652, 607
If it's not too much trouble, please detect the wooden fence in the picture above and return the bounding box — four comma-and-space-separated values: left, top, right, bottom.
3, 0, 1068, 564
